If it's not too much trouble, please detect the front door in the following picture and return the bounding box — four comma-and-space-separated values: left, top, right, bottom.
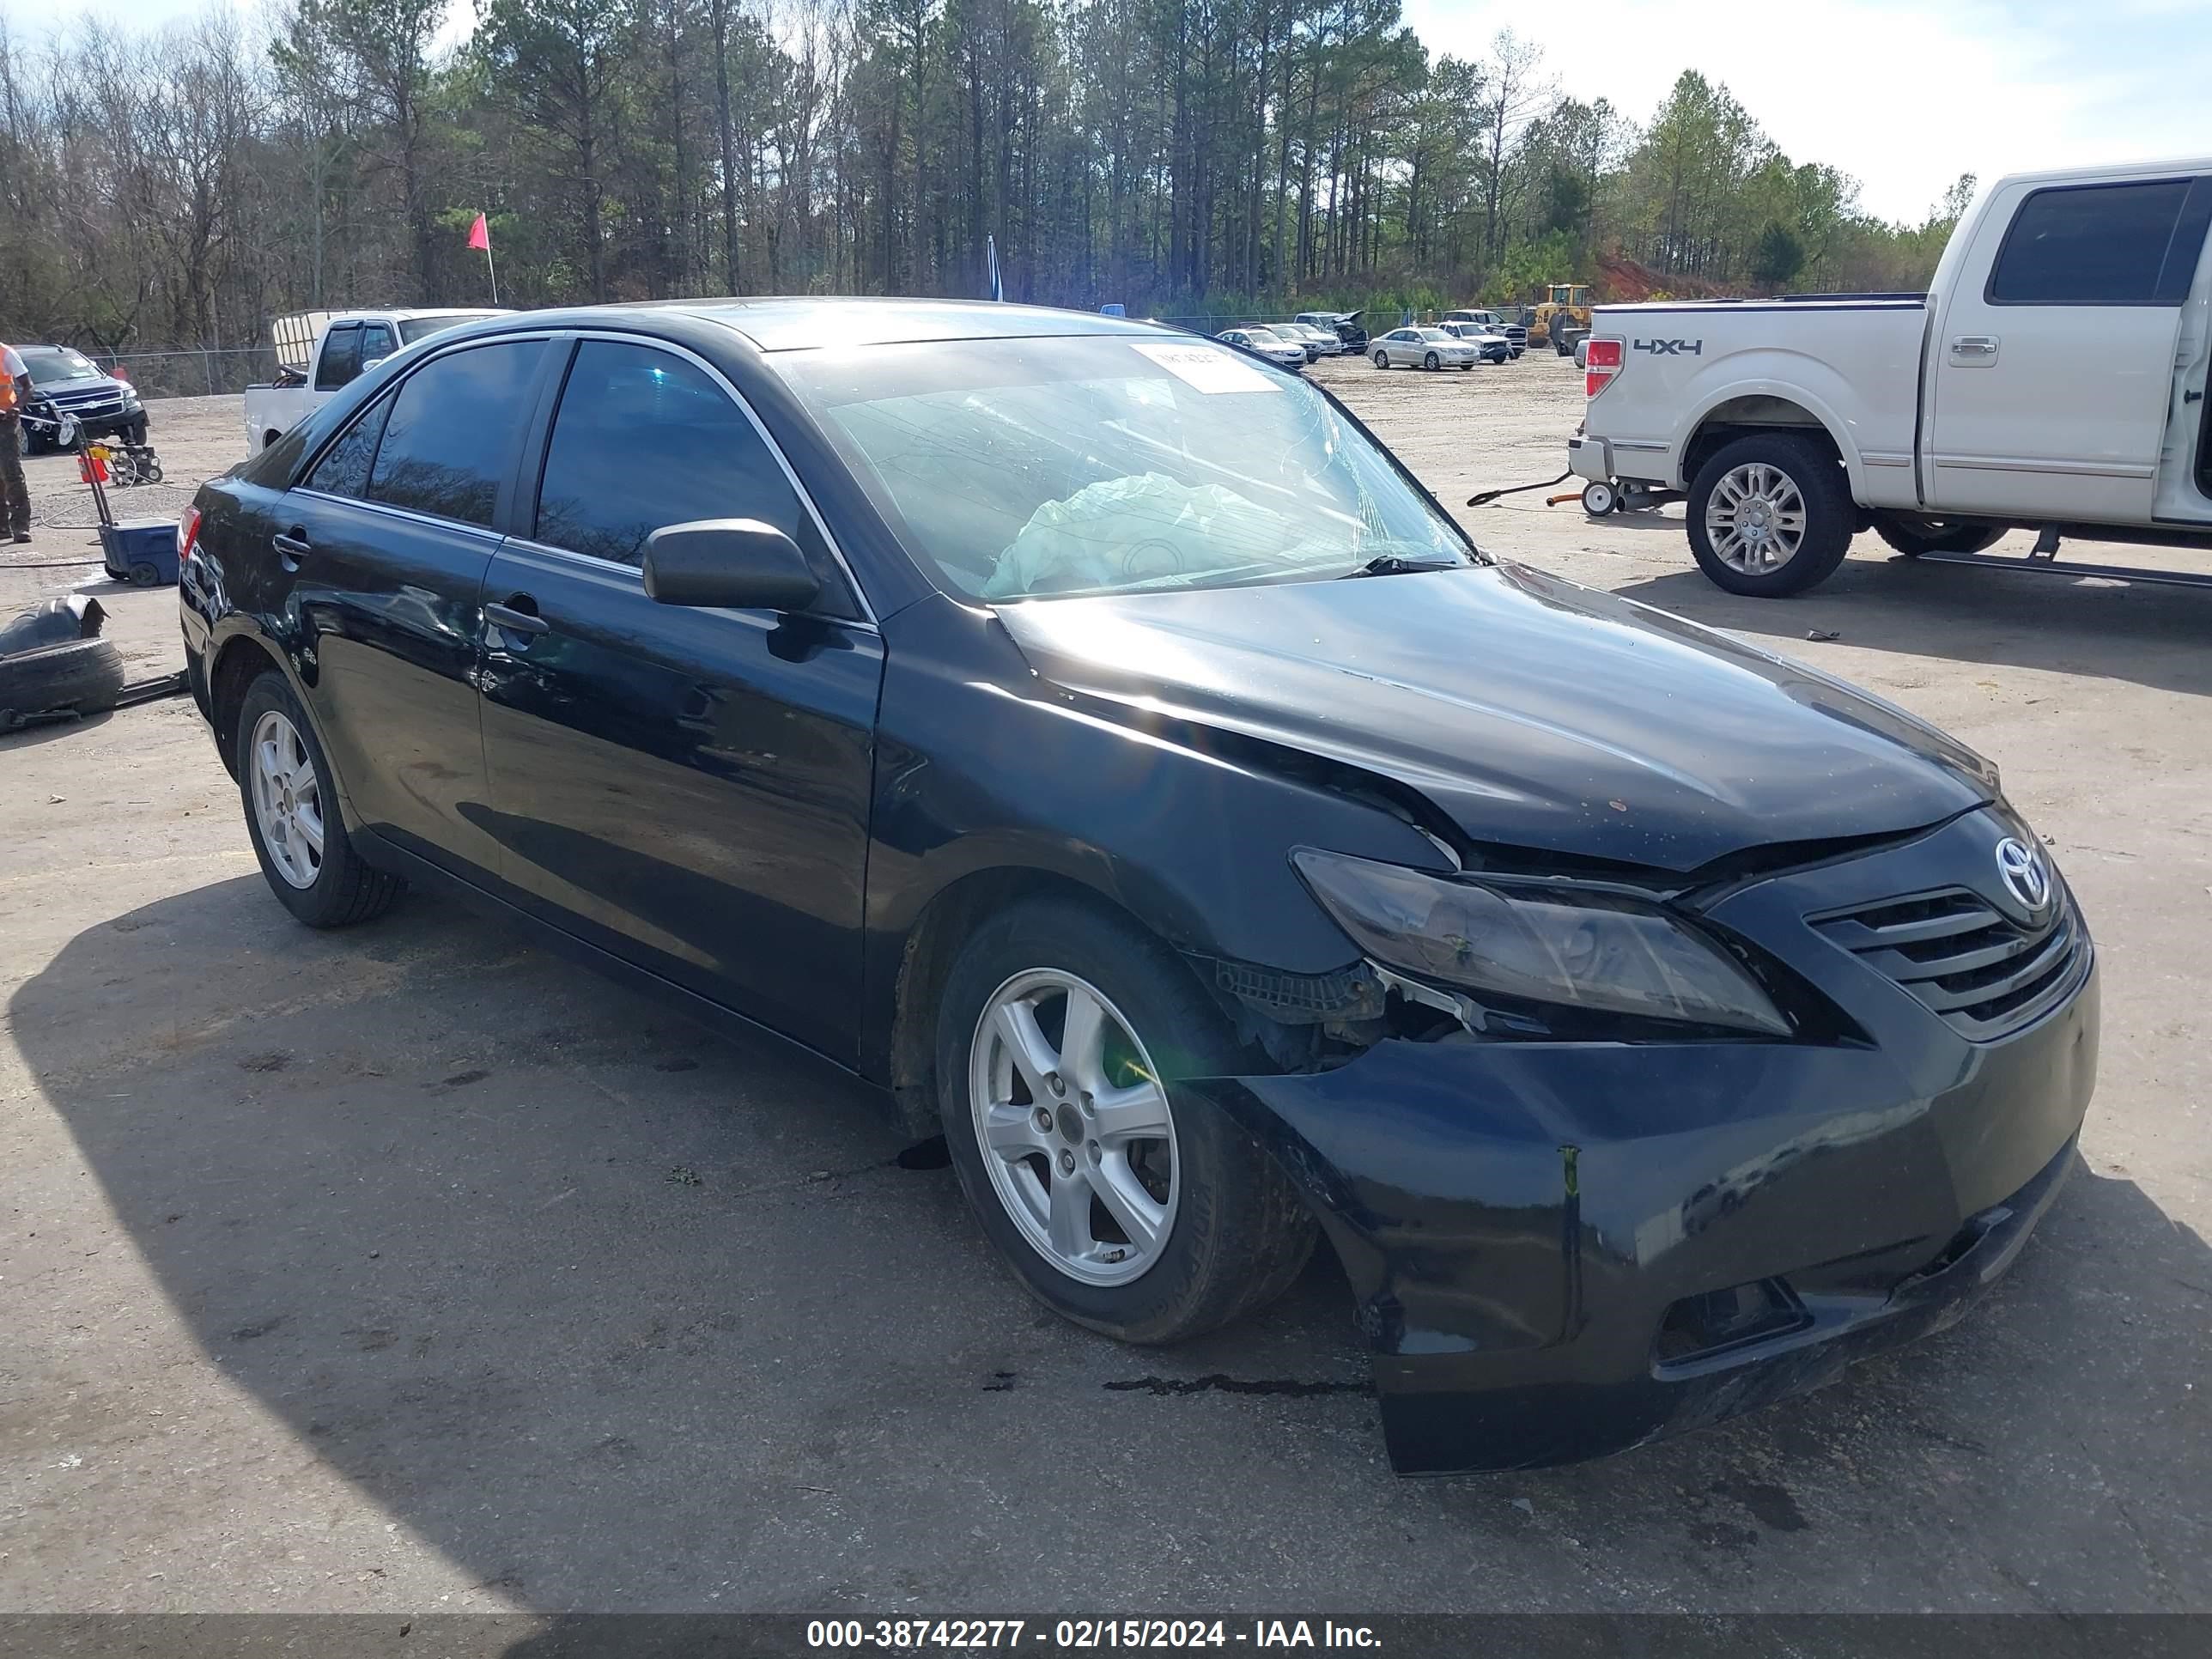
282, 337, 549, 875
477, 337, 884, 1061
1929, 174, 2211, 522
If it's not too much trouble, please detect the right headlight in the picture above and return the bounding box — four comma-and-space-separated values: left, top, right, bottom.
1291, 848, 1790, 1036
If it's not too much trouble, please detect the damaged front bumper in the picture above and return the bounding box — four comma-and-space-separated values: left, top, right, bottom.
1188, 953, 2098, 1474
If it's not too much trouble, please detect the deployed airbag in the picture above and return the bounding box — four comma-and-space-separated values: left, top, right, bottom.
986, 471, 1323, 598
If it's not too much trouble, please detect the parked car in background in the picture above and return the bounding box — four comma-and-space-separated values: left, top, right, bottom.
243, 308, 507, 455
13, 346, 146, 453
1295, 310, 1368, 352
1370, 327, 1480, 370
1276, 322, 1346, 357
1217, 326, 1309, 371
1437, 322, 1513, 363
1573, 336, 1589, 369
178, 298, 2099, 1475
1571, 156, 2212, 596
1442, 309, 1527, 356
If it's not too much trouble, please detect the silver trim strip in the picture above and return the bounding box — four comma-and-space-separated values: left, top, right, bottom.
292, 487, 505, 543
494, 533, 884, 635
1863, 452, 1911, 468
559, 330, 878, 624
1613, 439, 1668, 453
1931, 454, 2156, 479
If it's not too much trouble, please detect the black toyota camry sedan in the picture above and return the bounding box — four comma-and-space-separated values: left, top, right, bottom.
179, 300, 2098, 1473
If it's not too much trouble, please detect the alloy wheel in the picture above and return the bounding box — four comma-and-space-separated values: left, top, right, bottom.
1705, 461, 1808, 574
249, 708, 325, 889
968, 969, 1179, 1287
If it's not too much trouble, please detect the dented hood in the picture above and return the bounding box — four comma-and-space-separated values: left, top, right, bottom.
991, 562, 1995, 873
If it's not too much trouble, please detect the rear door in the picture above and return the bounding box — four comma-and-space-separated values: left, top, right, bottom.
477, 336, 884, 1060
282, 336, 550, 875
1929, 174, 2212, 521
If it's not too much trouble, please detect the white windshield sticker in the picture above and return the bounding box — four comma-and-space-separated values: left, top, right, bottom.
1128, 340, 1280, 394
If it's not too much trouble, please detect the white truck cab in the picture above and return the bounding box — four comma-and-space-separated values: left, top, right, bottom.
244, 308, 507, 454
1571, 158, 2212, 594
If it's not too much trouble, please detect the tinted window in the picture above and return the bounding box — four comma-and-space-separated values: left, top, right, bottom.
316, 325, 361, 391
358, 323, 397, 365
367, 341, 541, 527
533, 341, 851, 609
1989, 179, 2209, 306
307, 390, 395, 500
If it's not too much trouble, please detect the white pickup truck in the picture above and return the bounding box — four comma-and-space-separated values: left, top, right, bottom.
1569, 157, 2212, 595
243, 308, 506, 454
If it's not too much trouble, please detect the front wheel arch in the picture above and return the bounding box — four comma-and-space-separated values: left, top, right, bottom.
890, 866, 1215, 1140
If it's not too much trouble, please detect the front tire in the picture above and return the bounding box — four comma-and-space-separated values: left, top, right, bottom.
934, 896, 1316, 1345
235, 672, 404, 927
1423, 351, 1440, 371
1874, 515, 2007, 558
1372, 350, 1389, 369
1686, 433, 1853, 597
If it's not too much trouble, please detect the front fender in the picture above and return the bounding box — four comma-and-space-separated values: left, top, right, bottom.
857, 595, 1449, 1084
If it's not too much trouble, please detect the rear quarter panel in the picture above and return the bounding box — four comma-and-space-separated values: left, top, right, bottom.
1585, 304, 1927, 507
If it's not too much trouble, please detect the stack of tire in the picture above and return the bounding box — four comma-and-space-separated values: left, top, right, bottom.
0, 598, 126, 731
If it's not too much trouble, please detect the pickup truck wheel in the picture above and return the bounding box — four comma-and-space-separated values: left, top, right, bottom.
1687, 434, 1852, 597
1874, 516, 2006, 558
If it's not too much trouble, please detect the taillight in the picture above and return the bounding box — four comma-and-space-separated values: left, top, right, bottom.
1584, 337, 1624, 398
178, 505, 202, 565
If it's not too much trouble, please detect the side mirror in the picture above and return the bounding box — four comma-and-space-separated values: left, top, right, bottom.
642, 519, 822, 612
361, 357, 386, 374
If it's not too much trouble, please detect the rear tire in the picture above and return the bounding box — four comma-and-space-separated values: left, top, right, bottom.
1686, 433, 1853, 598
1874, 516, 2007, 558
234, 671, 404, 928
933, 896, 1316, 1346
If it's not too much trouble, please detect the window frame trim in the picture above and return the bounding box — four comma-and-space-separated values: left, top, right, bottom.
1982, 174, 2208, 309
520, 329, 878, 626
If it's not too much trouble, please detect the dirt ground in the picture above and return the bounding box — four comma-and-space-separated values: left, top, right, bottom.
1, 356, 2207, 1619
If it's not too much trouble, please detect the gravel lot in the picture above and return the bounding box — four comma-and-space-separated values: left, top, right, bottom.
2, 355, 2207, 1618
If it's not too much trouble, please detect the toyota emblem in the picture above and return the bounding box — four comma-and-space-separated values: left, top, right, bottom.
1995, 837, 2051, 913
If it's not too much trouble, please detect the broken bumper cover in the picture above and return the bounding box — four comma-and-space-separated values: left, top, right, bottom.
1191, 962, 2097, 1474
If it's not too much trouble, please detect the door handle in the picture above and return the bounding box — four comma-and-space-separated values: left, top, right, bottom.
1949, 335, 2000, 362
271, 528, 310, 569
483, 598, 549, 637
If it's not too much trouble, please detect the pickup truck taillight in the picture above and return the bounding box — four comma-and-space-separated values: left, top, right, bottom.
178, 505, 202, 567
1584, 337, 1623, 398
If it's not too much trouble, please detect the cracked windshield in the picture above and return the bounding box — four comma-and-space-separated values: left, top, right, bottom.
783, 334, 1469, 600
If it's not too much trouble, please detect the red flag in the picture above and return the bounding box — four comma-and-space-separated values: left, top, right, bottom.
466, 212, 490, 252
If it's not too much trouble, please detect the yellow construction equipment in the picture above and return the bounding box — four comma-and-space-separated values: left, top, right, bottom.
1530, 283, 1593, 354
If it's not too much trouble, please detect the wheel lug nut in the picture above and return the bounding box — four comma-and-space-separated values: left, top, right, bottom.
1087, 1139, 1101, 1164
1047, 1073, 1065, 1097
1079, 1093, 1095, 1117
1057, 1149, 1076, 1176
1032, 1107, 1054, 1134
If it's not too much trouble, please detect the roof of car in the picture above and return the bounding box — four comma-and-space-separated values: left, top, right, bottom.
584, 296, 1169, 352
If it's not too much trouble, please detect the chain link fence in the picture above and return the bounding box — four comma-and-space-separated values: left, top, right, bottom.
80, 346, 281, 399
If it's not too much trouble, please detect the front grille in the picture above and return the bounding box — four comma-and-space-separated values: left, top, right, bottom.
1812, 885, 2087, 1042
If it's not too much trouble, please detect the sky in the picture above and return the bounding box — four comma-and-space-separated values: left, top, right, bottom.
3, 0, 2209, 225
